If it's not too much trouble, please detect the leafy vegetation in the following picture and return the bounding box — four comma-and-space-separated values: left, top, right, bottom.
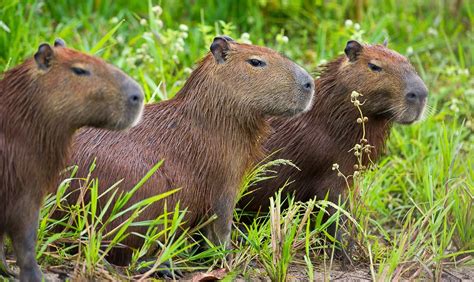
1, 0, 472, 280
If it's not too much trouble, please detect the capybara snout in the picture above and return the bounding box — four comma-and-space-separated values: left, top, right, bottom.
209, 36, 315, 117
291, 64, 315, 115
111, 67, 145, 129
400, 73, 428, 123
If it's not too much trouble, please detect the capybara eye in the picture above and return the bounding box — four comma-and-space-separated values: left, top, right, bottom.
71, 66, 90, 76
368, 62, 382, 72
247, 58, 266, 67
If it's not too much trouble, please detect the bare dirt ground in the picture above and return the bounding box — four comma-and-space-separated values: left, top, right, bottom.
4, 257, 474, 281
178, 261, 474, 282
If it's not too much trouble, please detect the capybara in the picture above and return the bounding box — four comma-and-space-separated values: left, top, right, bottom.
0, 39, 144, 281
239, 40, 428, 232
65, 36, 314, 266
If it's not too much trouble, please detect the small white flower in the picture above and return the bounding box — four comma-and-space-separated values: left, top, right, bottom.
152, 5, 162, 16
179, 24, 188, 32
449, 104, 459, 113
276, 34, 289, 44
458, 68, 470, 76
140, 18, 147, 26
354, 23, 360, 31
155, 19, 163, 28
445, 66, 456, 76
126, 57, 135, 66
406, 46, 414, 56
184, 67, 193, 75
351, 91, 360, 98
466, 120, 472, 129
145, 55, 153, 63
110, 17, 119, 24
427, 27, 438, 36
240, 32, 252, 44
345, 19, 353, 27
116, 35, 124, 44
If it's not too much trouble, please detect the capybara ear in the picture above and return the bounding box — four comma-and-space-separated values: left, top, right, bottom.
220, 35, 235, 42
54, 38, 66, 48
34, 43, 54, 70
344, 40, 363, 62
383, 38, 389, 47
210, 36, 234, 64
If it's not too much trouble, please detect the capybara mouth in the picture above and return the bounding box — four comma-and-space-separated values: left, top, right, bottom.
289, 89, 315, 116
111, 104, 144, 130
128, 103, 144, 128
395, 102, 426, 124
301, 89, 315, 113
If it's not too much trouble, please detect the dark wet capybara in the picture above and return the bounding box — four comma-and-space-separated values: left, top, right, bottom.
0, 39, 144, 281
239, 40, 428, 233
66, 36, 315, 266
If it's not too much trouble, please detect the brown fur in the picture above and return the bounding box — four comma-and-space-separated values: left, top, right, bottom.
239, 42, 428, 214
0, 41, 143, 281
65, 38, 314, 266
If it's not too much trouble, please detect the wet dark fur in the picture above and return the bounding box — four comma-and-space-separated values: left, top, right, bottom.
66, 42, 313, 266
239, 44, 423, 212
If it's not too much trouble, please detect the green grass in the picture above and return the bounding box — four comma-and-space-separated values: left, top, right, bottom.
1, 0, 473, 280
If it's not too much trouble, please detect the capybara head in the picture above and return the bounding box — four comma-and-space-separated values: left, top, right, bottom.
338, 40, 428, 124
208, 36, 314, 116
30, 39, 144, 130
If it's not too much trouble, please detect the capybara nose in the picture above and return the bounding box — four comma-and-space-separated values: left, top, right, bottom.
405, 74, 428, 104
297, 70, 315, 94
125, 82, 144, 107
301, 78, 315, 94
405, 90, 427, 103
128, 91, 143, 106
303, 81, 313, 91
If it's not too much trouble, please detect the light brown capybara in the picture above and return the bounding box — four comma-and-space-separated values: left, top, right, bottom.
0, 39, 144, 281
239, 40, 428, 235
65, 36, 315, 267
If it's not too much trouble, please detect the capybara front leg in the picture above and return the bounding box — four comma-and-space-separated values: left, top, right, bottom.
0, 232, 17, 278
205, 203, 233, 249
10, 206, 42, 282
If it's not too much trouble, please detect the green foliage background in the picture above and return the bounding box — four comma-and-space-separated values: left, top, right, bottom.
0, 0, 472, 279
